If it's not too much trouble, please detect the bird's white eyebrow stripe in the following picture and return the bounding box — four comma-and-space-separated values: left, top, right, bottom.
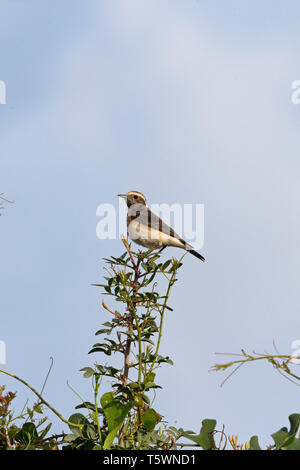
127, 191, 146, 199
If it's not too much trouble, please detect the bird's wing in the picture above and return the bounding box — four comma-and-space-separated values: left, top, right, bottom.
146, 210, 192, 247
128, 205, 194, 249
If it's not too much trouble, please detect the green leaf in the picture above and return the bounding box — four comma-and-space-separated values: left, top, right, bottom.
144, 381, 161, 390
142, 408, 161, 431
271, 429, 292, 449
95, 328, 111, 336
68, 413, 87, 437
141, 393, 150, 404
100, 392, 133, 449
145, 372, 156, 383
180, 419, 216, 450
156, 355, 173, 365
80, 367, 95, 378
284, 437, 300, 450
89, 346, 112, 355
75, 401, 102, 413
15, 423, 38, 445
33, 403, 43, 414
39, 423, 52, 440
288, 414, 300, 436
86, 423, 97, 440
64, 434, 77, 443
271, 414, 300, 450
96, 365, 120, 377
162, 260, 171, 271
249, 435, 261, 450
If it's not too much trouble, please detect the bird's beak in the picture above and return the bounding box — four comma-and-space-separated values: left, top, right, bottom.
117, 194, 126, 199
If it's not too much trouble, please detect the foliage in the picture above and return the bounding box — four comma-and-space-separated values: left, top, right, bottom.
0, 385, 63, 449
0, 239, 300, 450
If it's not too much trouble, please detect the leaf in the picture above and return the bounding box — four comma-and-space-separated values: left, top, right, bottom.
156, 355, 173, 365
100, 392, 133, 449
68, 413, 87, 437
180, 419, 216, 450
95, 328, 111, 336
39, 423, 52, 440
89, 347, 112, 355
75, 401, 102, 413
86, 423, 97, 440
143, 271, 157, 286
144, 381, 161, 390
15, 423, 38, 445
249, 435, 261, 450
96, 365, 120, 377
145, 372, 156, 383
33, 403, 43, 414
271, 414, 300, 450
142, 408, 161, 431
162, 260, 171, 271
80, 367, 95, 378
284, 437, 300, 450
141, 393, 150, 404
64, 434, 77, 443
271, 429, 292, 449
288, 414, 300, 436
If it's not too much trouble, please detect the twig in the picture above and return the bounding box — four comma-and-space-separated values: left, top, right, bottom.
0, 368, 83, 430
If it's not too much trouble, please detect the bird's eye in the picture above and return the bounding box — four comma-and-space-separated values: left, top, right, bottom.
134, 195, 138, 199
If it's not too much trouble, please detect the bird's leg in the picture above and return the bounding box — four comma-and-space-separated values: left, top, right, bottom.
157, 246, 166, 255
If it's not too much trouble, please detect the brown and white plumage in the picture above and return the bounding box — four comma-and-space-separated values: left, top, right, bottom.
118, 191, 205, 262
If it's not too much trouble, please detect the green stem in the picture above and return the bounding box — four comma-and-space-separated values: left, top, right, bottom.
149, 256, 184, 374
94, 376, 102, 443
0, 368, 83, 430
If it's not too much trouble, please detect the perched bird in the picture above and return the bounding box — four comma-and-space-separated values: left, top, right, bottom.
118, 191, 205, 262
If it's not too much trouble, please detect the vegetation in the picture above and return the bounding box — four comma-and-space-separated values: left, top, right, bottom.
1, 237, 300, 450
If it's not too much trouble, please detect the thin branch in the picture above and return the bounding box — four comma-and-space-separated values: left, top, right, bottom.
211, 347, 300, 386
39, 357, 54, 397
0, 368, 83, 430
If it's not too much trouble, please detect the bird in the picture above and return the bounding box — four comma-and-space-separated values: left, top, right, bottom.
118, 191, 205, 262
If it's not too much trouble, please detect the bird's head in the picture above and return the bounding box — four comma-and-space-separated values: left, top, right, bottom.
118, 191, 147, 207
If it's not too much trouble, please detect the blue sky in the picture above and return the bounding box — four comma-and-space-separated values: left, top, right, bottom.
1, 0, 300, 447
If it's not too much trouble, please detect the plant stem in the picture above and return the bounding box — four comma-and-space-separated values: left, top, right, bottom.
0, 368, 83, 430
94, 376, 102, 443
149, 257, 184, 374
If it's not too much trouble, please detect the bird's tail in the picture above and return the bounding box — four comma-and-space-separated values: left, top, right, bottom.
188, 249, 205, 262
